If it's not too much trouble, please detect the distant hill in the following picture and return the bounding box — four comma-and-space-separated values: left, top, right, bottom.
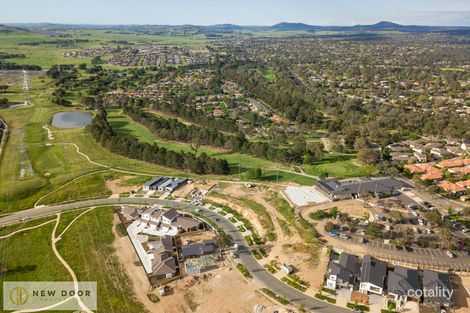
0, 24, 31, 34
271, 22, 317, 31
5, 21, 470, 34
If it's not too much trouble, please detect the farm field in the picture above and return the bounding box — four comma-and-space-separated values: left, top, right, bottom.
0, 29, 207, 68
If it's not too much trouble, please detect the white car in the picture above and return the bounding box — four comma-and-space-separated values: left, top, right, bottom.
446, 251, 455, 258
339, 234, 350, 240
19, 216, 31, 222
411, 211, 419, 217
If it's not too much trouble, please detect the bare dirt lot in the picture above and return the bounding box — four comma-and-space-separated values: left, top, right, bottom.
106, 175, 140, 194
302, 199, 368, 218
454, 276, 470, 313
213, 184, 327, 294
157, 266, 280, 313
112, 214, 281, 313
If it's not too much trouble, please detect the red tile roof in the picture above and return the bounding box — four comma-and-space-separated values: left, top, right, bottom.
438, 158, 470, 168
456, 180, 470, 188
438, 181, 466, 193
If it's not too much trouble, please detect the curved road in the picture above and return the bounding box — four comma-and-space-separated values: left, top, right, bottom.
0, 198, 349, 313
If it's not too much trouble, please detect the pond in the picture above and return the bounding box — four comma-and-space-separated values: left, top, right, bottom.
52, 112, 93, 129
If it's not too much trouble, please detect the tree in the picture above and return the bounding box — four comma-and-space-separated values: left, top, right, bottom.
365, 222, 382, 238
324, 222, 335, 232
214, 230, 232, 249
357, 147, 380, 165
0, 85, 8, 93
401, 228, 414, 246
246, 168, 262, 180
424, 210, 443, 227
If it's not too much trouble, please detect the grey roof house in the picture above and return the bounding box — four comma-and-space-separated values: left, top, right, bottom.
315, 177, 408, 201
421, 270, 454, 307
181, 240, 215, 259
325, 253, 359, 290
387, 266, 420, 304
359, 256, 387, 295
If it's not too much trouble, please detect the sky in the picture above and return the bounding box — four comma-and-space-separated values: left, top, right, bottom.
2, 0, 470, 26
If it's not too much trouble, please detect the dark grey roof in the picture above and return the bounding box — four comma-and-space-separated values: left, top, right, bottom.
144, 176, 166, 187
327, 253, 359, 284
421, 270, 454, 306
162, 208, 178, 221
181, 242, 215, 258
361, 255, 387, 288
318, 177, 408, 197
387, 266, 420, 297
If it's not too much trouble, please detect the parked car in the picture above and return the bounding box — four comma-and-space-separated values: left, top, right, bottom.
328, 231, 339, 237
408, 204, 419, 210
339, 233, 350, 240
446, 251, 455, 258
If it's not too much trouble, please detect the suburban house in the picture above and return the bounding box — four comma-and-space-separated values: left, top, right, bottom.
315, 177, 408, 201
140, 206, 203, 233
180, 240, 215, 259
437, 181, 466, 195
421, 270, 454, 307
387, 266, 420, 304
148, 236, 178, 279
142, 176, 188, 192
359, 256, 387, 295
325, 253, 359, 290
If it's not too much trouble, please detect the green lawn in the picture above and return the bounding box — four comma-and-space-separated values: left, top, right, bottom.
302, 153, 377, 178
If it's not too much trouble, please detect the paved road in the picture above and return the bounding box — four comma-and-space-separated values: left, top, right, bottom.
0, 198, 349, 313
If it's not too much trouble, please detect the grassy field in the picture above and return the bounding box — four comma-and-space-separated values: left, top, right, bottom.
57, 207, 147, 312
107, 109, 284, 173
0, 219, 70, 309
302, 153, 377, 178
37, 171, 113, 206
0, 29, 207, 68
0, 207, 147, 312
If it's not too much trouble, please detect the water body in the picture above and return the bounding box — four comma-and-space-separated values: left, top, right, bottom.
52, 112, 93, 129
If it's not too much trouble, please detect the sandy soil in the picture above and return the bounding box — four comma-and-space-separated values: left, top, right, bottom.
454, 275, 470, 313
106, 175, 139, 194
156, 266, 280, 313
217, 184, 329, 294
172, 183, 196, 198
112, 214, 279, 313
111, 215, 160, 312
301, 199, 368, 218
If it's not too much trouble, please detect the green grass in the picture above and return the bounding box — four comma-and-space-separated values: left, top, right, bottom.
57, 207, 147, 312
261, 68, 277, 83
302, 153, 377, 178
235, 263, 252, 279
0, 220, 70, 310
0, 29, 207, 68
37, 171, 112, 205
107, 110, 317, 184
261, 288, 290, 305
315, 293, 336, 304
347, 303, 370, 312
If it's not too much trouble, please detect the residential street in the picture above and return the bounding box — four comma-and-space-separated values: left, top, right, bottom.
0, 197, 350, 313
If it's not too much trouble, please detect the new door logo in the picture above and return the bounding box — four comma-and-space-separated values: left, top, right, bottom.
9, 286, 29, 305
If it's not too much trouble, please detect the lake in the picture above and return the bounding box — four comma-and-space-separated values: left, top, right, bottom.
52, 112, 93, 128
